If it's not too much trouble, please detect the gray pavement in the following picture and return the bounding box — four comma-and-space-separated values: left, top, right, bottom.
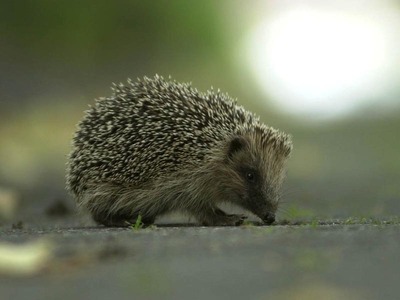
1, 222, 400, 300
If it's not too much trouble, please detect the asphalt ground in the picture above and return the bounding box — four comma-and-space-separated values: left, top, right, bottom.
0, 219, 399, 300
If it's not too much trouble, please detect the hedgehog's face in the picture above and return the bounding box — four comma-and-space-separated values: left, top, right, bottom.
225, 135, 291, 224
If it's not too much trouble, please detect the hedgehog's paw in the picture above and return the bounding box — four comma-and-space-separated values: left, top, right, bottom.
201, 211, 247, 226
223, 214, 247, 226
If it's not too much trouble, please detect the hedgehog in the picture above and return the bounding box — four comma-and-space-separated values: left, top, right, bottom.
66, 75, 292, 227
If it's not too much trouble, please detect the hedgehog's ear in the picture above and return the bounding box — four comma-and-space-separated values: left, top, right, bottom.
227, 136, 247, 160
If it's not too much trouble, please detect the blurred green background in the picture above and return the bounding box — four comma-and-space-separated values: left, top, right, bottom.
0, 1, 399, 222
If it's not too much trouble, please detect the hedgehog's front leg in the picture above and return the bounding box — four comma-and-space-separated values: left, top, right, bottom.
198, 207, 247, 226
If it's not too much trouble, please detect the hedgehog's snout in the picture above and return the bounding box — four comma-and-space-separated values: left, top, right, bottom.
262, 212, 275, 225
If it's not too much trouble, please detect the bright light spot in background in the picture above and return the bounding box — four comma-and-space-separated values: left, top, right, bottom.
247, 2, 400, 119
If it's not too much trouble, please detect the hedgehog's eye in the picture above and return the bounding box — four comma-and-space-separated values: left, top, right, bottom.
246, 172, 255, 182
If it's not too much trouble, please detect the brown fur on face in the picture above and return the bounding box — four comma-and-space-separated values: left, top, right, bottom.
213, 129, 291, 223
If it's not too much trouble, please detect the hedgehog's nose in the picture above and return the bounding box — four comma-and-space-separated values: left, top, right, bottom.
263, 213, 275, 225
